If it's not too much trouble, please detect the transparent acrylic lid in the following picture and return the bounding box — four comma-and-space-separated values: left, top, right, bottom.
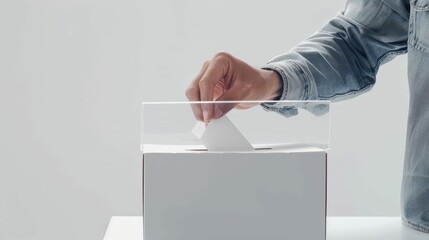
141, 101, 330, 152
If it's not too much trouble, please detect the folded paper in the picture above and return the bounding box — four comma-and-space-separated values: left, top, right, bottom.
192, 116, 254, 151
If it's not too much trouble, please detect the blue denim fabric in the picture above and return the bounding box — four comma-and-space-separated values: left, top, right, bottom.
262, 0, 429, 233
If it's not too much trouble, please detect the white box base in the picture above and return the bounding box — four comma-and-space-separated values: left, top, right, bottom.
143, 143, 327, 240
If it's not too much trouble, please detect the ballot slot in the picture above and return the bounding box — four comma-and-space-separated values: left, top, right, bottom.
185, 147, 272, 151
141, 100, 330, 152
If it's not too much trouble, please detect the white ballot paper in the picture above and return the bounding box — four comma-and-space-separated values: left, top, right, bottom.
192, 116, 254, 151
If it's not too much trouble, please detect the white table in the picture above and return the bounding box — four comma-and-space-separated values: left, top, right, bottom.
103, 216, 429, 240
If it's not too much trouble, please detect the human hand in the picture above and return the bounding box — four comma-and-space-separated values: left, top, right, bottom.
185, 52, 282, 123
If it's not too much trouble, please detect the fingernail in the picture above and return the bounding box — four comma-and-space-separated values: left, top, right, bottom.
203, 110, 208, 125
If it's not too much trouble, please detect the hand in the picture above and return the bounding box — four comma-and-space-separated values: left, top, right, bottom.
185, 52, 282, 123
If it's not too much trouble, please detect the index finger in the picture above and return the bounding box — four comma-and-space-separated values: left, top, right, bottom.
186, 61, 210, 121
199, 56, 230, 123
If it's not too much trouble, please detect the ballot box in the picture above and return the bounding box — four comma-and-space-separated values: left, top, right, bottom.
141, 101, 330, 240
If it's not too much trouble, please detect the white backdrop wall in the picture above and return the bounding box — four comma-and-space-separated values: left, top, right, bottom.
0, 0, 408, 239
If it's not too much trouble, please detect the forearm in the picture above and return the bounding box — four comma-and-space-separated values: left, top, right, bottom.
262, 0, 409, 114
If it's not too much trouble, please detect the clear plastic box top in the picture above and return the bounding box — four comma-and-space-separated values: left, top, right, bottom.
141, 100, 330, 152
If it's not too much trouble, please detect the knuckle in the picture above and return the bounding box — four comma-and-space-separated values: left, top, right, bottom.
243, 81, 254, 90
185, 87, 196, 98
213, 51, 232, 63
240, 81, 255, 92
214, 51, 231, 58
198, 79, 212, 87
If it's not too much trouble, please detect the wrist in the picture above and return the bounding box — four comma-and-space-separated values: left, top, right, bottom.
261, 69, 283, 100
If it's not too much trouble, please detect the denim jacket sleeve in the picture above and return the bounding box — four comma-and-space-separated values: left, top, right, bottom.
262, 0, 409, 116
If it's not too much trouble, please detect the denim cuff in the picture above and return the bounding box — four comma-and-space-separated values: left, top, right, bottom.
402, 217, 429, 233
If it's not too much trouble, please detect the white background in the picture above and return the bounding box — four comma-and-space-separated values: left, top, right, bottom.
0, 0, 408, 239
